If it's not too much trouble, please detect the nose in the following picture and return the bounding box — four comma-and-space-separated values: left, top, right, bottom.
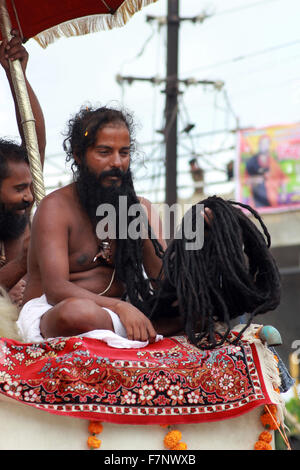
110, 151, 122, 169
23, 186, 34, 204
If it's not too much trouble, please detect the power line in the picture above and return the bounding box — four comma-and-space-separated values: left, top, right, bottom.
214, 0, 283, 17
214, 51, 300, 85
227, 74, 300, 99
182, 38, 300, 76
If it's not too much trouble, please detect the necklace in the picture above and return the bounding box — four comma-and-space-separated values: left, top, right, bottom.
98, 268, 116, 296
93, 239, 115, 296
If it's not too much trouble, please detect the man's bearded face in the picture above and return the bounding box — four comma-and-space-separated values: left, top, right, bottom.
0, 161, 32, 241
0, 200, 30, 241
75, 163, 135, 227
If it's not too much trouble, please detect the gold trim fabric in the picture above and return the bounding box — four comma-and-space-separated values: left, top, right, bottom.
34, 0, 158, 48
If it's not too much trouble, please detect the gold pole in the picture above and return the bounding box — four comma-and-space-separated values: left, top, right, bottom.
289, 352, 299, 399
0, 0, 45, 204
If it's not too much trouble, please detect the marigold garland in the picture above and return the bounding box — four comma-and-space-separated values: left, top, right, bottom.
254, 404, 278, 450
258, 431, 273, 443
87, 435, 101, 449
254, 440, 272, 450
86, 421, 189, 450
254, 401, 291, 451
265, 404, 278, 415
173, 442, 188, 450
87, 420, 103, 450
163, 427, 188, 450
164, 430, 182, 449
260, 412, 280, 430
88, 421, 104, 435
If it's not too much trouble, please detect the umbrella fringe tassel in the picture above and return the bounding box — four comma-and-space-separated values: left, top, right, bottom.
34, 0, 158, 48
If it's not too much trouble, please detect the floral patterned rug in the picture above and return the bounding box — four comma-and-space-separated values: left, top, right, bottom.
0, 334, 275, 424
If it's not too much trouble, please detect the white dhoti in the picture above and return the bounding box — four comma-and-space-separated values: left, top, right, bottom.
16, 294, 163, 348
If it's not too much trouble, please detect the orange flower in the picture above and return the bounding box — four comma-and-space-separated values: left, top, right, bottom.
164, 430, 182, 449
172, 442, 188, 450
254, 440, 272, 450
87, 435, 101, 449
260, 413, 279, 430
264, 404, 277, 415
258, 431, 273, 443
88, 421, 103, 435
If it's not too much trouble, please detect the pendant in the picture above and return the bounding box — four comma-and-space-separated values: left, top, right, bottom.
93, 240, 112, 263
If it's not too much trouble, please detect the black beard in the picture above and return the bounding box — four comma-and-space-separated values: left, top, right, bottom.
0, 203, 30, 241
75, 164, 138, 232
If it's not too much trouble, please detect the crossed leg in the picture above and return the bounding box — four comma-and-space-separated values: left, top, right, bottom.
40, 297, 114, 339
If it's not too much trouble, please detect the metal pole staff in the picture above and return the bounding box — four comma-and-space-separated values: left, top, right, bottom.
0, 0, 45, 204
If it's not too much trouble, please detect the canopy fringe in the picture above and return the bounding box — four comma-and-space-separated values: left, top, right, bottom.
232, 323, 287, 426
34, 0, 158, 48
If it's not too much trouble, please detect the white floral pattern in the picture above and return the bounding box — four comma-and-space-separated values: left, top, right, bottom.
0, 335, 272, 424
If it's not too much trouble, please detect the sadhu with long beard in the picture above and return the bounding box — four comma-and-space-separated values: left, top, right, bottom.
18, 105, 175, 343
17, 105, 281, 351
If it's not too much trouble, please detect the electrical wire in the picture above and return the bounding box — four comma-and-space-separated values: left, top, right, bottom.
182, 38, 300, 77
118, 22, 157, 75
213, 0, 284, 17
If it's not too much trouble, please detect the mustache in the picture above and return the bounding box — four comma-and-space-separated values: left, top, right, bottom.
98, 168, 127, 182
0, 200, 31, 214
13, 201, 31, 211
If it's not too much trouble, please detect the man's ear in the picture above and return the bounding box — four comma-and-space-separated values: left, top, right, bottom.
73, 153, 81, 165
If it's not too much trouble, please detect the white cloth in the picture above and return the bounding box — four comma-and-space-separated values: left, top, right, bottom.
16, 294, 163, 348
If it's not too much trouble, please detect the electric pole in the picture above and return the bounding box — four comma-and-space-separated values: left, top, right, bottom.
165, 0, 179, 218
116, 1, 220, 239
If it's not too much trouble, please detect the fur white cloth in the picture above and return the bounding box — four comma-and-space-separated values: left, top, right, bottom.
16, 294, 163, 348
0, 287, 20, 340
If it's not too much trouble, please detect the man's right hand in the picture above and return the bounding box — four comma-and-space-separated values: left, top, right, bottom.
114, 301, 157, 343
9, 278, 26, 306
0, 29, 28, 74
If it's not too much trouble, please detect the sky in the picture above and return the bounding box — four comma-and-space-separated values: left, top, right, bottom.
1, 0, 300, 201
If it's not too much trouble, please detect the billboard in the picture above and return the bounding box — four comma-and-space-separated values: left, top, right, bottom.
236, 123, 300, 213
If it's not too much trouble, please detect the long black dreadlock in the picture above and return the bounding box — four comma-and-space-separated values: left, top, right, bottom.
113, 183, 165, 315
149, 196, 281, 350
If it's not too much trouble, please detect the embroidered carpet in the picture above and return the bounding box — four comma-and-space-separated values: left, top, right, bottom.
0, 334, 275, 424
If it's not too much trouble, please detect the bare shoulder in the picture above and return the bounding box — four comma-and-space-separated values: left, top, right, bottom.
138, 196, 161, 220
138, 196, 166, 249
138, 195, 158, 223
138, 196, 155, 213
32, 184, 77, 227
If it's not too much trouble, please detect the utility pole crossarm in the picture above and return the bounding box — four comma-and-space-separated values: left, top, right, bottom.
116, 74, 224, 90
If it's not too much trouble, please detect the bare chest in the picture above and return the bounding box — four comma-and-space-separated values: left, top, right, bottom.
68, 215, 117, 273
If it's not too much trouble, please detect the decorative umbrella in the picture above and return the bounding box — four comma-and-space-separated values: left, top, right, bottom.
0, 0, 158, 203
